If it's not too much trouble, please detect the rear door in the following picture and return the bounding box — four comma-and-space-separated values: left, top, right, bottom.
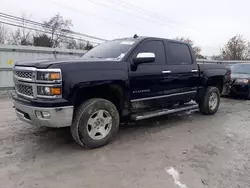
163, 41, 200, 102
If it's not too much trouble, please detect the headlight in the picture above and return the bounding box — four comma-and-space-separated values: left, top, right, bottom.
37, 86, 61, 97
36, 71, 61, 81
236, 79, 249, 84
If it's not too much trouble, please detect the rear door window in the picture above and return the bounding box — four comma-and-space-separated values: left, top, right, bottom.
167, 42, 193, 65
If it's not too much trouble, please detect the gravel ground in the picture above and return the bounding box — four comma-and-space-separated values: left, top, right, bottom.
1, 97, 250, 188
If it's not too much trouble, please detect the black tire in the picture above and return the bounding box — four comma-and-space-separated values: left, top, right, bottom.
245, 90, 250, 100
199, 86, 220, 115
229, 92, 234, 98
71, 98, 120, 149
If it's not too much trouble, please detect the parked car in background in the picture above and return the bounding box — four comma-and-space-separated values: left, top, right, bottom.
12, 36, 231, 149
229, 63, 250, 99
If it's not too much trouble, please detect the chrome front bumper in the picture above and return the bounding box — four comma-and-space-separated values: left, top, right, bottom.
13, 100, 74, 128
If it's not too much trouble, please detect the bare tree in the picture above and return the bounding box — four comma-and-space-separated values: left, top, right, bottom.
0, 24, 8, 44
44, 14, 73, 47
84, 42, 94, 50
246, 42, 250, 60
77, 40, 87, 50
33, 34, 53, 47
10, 14, 32, 45
221, 35, 250, 60
66, 39, 93, 50
66, 38, 77, 49
211, 55, 222, 60
173, 37, 203, 58
76, 40, 93, 50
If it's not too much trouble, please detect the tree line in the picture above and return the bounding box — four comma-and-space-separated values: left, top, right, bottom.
215, 35, 250, 60
0, 13, 250, 60
174, 35, 250, 60
0, 14, 94, 50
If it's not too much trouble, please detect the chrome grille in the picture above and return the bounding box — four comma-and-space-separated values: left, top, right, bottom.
14, 66, 62, 99
16, 84, 34, 97
15, 70, 33, 79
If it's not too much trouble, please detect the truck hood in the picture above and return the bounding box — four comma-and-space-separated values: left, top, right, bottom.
14, 58, 120, 69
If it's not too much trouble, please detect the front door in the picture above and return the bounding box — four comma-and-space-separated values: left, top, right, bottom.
128, 39, 168, 111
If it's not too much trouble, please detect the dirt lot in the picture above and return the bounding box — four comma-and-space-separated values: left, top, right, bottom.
1, 97, 250, 188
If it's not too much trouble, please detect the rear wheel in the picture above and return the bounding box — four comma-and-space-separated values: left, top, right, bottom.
199, 86, 220, 115
71, 98, 120, 149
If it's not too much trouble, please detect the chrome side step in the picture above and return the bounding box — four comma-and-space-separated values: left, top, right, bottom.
131, 103, 198, 121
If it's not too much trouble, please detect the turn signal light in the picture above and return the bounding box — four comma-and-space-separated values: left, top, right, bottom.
50, 73, 61, 80
51, 87, 61, 95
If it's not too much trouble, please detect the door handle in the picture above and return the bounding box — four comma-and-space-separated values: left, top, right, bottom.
191, 69, 198, 72
162, 70, 171, 74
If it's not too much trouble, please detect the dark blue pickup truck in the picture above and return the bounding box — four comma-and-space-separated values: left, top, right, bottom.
12, 36, 230, 149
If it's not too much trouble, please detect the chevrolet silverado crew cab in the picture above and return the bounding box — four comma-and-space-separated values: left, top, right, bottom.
12, 36, 230, 149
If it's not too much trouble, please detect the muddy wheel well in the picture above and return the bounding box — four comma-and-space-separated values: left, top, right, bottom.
72, 84, 127, 117
207, 76, 224, 94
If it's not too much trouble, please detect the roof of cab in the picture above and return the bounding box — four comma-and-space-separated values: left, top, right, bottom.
113, 36, 189, 45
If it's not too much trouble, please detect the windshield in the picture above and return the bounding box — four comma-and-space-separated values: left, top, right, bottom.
230, 64, 250, 74
82, 40, 135, 60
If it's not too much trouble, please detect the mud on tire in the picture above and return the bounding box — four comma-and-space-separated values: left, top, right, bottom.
71, 98, 120, 149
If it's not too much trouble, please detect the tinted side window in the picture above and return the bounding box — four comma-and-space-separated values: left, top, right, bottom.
134, 40, 166, 64
168, 42, 192, 65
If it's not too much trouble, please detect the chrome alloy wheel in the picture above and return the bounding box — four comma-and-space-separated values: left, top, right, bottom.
209, 92, 218, 110
87, 110, 112, 140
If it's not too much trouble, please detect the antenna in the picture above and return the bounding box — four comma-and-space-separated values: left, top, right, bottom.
133, 34, 138, 38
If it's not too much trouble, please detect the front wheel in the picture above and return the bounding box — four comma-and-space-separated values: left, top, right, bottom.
199, 86, 220, 115
245, 90, 250, 100
71, 98, 120, 149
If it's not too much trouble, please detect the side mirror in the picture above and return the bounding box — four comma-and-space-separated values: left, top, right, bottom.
133, 52, 155, 65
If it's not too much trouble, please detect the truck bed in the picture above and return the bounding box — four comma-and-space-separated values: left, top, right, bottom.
198, 63, 229, 72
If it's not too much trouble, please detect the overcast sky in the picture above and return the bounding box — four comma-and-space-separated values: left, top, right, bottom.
1, 0, 250, 56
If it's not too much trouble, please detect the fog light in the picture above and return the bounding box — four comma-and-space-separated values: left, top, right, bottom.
41, 111, 51, 119
35, 111, 42, 119
35, 111, 51, 119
